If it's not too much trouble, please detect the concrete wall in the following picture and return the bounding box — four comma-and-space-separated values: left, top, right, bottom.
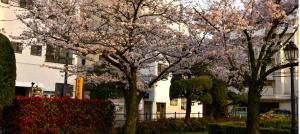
144, 62, 203, 119
0, 2, 77, 95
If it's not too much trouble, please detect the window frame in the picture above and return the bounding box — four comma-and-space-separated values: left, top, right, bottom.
30, 45, 42, 56
157, 63, 167, 74
11, 41, 23, 54
19, 0, 33, 9
170, 99, 178, 106
55, 83, 74, 97
264, 80, 275, 88
1, 0, 8, 4
45, 45, 73, 64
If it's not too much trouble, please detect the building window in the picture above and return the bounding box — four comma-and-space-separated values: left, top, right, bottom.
264, 80, 275, 88
45, 45, 73, 64
55, 83, 73, 97
11, 42, 23, 54
30, 45, 42, 56
170, 99, 178, 106
157, 63, 167, 74
1, 0, 8, 4
19, 0, 33, 8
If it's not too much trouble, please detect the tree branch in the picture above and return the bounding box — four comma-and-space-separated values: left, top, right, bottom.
148, 58, 183, 87
193, 8, 221, 32
262, 62, 299, 79
281, 27, 298, 47
286, 4, 298, 16
243, 30, 256, 77
102, 54, 131, 79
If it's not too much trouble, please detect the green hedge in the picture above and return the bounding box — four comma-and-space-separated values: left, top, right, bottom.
259, 114, 292, 129
135, 118, 210, 134
208, 123, 290, 134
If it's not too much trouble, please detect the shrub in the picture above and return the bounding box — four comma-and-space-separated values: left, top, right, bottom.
259, 114, 292, 129
0, 33, 16, 107
136, 118, 212, 134
208, 122, 290, 134
208, 123, 246, 134
3, 96, 115, 134
185, 118, 211, 131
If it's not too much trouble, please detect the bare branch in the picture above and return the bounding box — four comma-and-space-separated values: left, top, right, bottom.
262, 62, 298, 79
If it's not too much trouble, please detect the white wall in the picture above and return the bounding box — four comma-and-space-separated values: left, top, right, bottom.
0, 3, 77, 94
279, 102, 291, 111
144, 62, 203, 119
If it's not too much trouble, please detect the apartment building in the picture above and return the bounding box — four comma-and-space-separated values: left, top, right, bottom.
75, 0, 203, 119
260, 32, 299, 113
78, 54, 203, 120
0, 1, 77, 97
256, 13, 299, 113
142, 62, 203, 120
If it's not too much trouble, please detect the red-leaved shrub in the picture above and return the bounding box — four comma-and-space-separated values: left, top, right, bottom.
3, 96, 115, 134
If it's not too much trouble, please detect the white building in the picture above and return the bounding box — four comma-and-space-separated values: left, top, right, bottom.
259, 12, 299, 113
260, 30, 299, 113
79, 54, 203, 121
0, 1, 77, 97
141, 62, 203, 120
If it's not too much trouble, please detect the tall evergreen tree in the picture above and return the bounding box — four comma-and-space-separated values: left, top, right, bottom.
170, 75, 213, 119
0, 33, 16, 107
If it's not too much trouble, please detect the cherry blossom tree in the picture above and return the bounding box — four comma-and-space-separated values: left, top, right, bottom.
188, 0, 298, 133
17, 0, 210, 133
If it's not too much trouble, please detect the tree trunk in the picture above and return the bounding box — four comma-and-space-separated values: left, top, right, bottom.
215, 104, 227, 118
185, 97, 192, 119
246, 86, 260, 134
123, 69, 138, 134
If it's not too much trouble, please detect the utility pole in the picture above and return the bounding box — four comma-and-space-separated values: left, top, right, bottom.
62, 50, 69, 97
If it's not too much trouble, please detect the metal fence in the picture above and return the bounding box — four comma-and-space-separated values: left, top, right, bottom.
115, 112, 203, 127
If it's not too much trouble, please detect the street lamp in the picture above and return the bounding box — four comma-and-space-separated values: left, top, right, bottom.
283, 41, 298, 134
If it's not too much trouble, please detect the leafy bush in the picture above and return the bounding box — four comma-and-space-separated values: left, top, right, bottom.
0, 33, 16, 107
208, 122, 290, 134
259, 114, 292, 129
3, 96, 115, 134
135, 118, 216, 134
208, 123, 246, 134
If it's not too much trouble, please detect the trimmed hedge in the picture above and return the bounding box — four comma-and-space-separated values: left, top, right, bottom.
3, 96, 115, 134
135, 118, 220, 134
122, 117, 244, 134
0, 33, 16, 107
208, 123, 290, 134
259, 114, 292, 129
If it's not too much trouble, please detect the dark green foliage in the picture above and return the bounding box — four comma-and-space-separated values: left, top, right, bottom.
190, 63, 211, 76
199, 93, 213, 104
0, 34, 16, 107
212, 79, 227, 105
85, 64, 124, 100
170, 63, 229, 118
207, 79, 228, 117
259, 114, 293, 129
169, 75, 213, 100
136, 118, 210, 134
86, 82, 124, 99
228, 91, 248, 104
169, 75, 213, 118
208, 123, 246, 134
208, 123, 290, 134
259, 128, 290, 134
